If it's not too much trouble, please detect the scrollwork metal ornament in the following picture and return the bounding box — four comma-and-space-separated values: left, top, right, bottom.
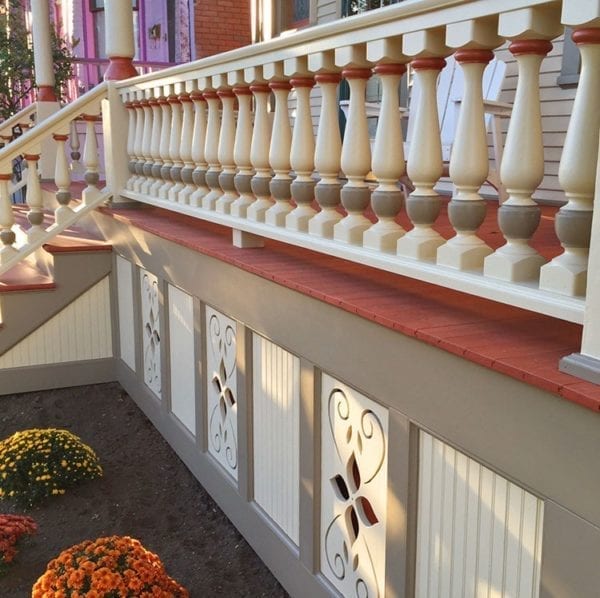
140, 270, 161, 397
320, 375, 389, 598
206, 306, 238, 479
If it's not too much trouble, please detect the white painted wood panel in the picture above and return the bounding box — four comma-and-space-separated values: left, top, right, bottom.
252, 334, 300, 544
140, 269, 161, 398
0, 277, 112, 368
116, 255, 135, 371
168, 285, 195, 435
416, 432, 544, 598
320, 374, 389, 598
206, 306, 238, 479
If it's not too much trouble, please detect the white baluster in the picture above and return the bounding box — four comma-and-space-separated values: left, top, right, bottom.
247, 84, 273, 222
437, 49, 494, 270
363, 63, 406, 252
25, 153, 44, 241
125, 96, 136, 189
265, 81, 293, 226
189, 90, 209, 207
178, 91, 196, 205
134, 96, 152, 193
69, 119, 83, 175
309, 73, 343, 238
286, 77, 316, 232
157, 87, 173, 200
484, 40, 551, 282
167, 92, 185, 202
82, 114, 100, 205
202, 91, 223, 210
540, 29, 600, 296
231, 86, 255, 217
334, 68, 372, 244
396, 58, 446, 260
53, 133, 73, 225
132, 94, 145, 191
215, 90, 238, 214
0, 173, 18, 264
141, 90, 161, 195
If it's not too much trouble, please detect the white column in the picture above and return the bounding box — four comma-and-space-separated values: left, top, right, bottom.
189, 90, 209, 207
363, 63, 407, 252
265, 81, 293, 226
103, 0, 137, 80
309, 73, 343, 239
167, 92, 185, 202
231, 86, 255, 218
178, 92, 196, 205
53, 133, 73, 225
202, 91, 223, 210
396, 58, 446, 260
31, 0, 56, 101
0, 173, 17, 265
247, 84, 273, 222
484, 40, 551, 282
540, 29, 600, 296
215, 90, 239, 214
286, 77, 316, 232
437, 49, 494, 270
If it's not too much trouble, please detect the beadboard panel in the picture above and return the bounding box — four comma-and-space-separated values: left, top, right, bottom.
168, 285, 196, 435
0, 277, 112, 369
252, 334, 300, 545
416, 432, 544, 598
116, 255, 135, 371
140, 269, 161, 398
320, 374, 389, 598
206, 306, 238, 479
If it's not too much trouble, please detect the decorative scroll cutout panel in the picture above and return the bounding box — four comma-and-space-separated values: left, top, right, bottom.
320, 374, 389, 598
206, 306, 238, 479
140, 269, 161, 398
416, 431, 544, 598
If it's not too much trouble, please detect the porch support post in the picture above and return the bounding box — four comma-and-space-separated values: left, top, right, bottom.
31, 0, 56, 102
103, 0, 138, 81
540, 29, 600, 296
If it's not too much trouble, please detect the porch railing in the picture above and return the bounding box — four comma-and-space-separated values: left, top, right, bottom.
107, 0, 598, 327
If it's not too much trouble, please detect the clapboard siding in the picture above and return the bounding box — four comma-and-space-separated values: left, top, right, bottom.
416, 432, 544, 598
0, 277, 112, 368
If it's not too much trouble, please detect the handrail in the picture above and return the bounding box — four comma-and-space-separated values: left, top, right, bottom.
114, 0, 551, 90
0, 104, 37, 138
0, 83, 107, 170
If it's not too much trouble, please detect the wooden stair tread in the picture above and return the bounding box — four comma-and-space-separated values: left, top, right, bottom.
0, 262, 55, 292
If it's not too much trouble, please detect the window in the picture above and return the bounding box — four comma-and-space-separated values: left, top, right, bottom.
90, 0, 138, 10
341, 0, 401, 17
558, 28, 580, 88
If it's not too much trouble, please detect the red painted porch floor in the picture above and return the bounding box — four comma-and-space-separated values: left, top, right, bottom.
99, 199, 595, 414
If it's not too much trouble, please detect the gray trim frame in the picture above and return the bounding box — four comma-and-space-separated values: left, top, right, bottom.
559, 352, 600, 385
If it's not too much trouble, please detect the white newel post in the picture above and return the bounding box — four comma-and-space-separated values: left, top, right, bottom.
215, 90, 239, 214
31, 0, 60, 179
334, 68, 373, 245
231, 86, 255, 218
157, 87, 173, 199
265, 81, 293, 226
179, 90, 196, 205
540, 29, 600, 296
247, 84, 274, 222
0, 173, 17, 265
103, 0, 137, 80
483, 40, 552, 281
363, 63, 407, 252
309, 72, 343, 238
167, 90, 185, 202
189, 90, 209, 207
53, 133, 73, 225
286, 76, 316, 232
396, 57, 446, 260
202, 90, 223, 210
437, 49, 495, 270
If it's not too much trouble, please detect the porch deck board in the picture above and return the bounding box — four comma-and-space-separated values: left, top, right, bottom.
101, 201, 600, 413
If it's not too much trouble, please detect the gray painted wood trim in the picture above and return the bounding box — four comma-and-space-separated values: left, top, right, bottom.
298, 358, 317, 573
405, 423, 420, 598
159, 277, 171, 414
194, 297, 206, 451
116, 360, 333, 598
0, 358, 116, 395
384, 409, 411, 598
238, 325, 254, 503
131, 260, 144, 385
559, 352, 600, 385
109, 254, 120, 360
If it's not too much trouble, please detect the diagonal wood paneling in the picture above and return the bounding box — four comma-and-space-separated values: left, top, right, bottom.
0, 277, 112, 368
416, 431, 544, 598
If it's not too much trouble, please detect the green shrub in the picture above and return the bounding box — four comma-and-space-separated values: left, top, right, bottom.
0, 429, 102, 507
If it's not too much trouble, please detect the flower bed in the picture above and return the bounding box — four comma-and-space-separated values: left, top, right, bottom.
0, 514, 37, 576
32, 535, 189, 597
0, 428, 102, 507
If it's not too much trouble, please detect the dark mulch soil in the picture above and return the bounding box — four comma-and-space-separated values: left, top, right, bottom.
0, 382, 288, 597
